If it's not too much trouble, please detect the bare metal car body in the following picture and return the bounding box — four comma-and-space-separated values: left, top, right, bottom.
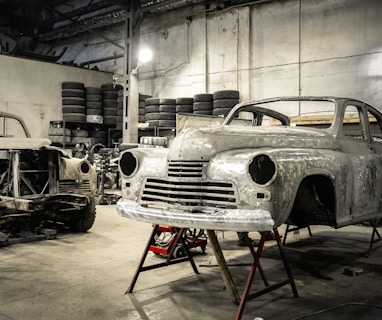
0, 111, 97, 232
117, 97, 382, 232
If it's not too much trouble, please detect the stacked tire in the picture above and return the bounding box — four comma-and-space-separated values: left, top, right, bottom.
140, 136, 168, 148
193, 93, 213, 115
139, 94, 151, 123
48, 121, 71, 144
212, 90, 240, 117
90, 126, 108, 146
71, 127, 89, 145
144, 98, 160, 127
145, 98, 176, 128
176, 97, 193, 114
101, 83, 120, 126
61, 82, 86, 122
85, 87, 103, 124
158, 98, 176, 128
116, 89, 124, 130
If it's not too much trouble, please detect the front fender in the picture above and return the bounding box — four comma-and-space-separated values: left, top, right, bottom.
269, 148, 348, 226
209, 148, 347, 227
119, 148, 169, 201
207, 149, 276, 215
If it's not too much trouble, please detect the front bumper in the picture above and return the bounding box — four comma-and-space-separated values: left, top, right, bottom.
117, 198, 274, 232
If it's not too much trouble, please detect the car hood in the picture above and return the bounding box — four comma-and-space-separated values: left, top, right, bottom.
0, 137, 52, 150
169, 125, 339, 161
0, 138, 71, 157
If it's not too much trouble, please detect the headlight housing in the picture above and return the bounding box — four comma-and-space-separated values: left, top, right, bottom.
120, 151, 138, 177
79, 160, 91, 174
249, 154, 276, 185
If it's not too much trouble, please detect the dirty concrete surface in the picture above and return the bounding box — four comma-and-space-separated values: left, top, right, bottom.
1, 205, 381, 320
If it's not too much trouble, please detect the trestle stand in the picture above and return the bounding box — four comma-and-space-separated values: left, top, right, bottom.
367, 218, 382, 257
235, 228, 299, 320
283, 224, 312, 245
126, 224, 199, 294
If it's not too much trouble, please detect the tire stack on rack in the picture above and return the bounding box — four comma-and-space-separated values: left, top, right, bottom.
144, 98, 160, 127
101, 83, 120, 127
212, 90, 240, 117
85, 87, 103, 124
144, 98, 177, 128
90, 126, 108, 146
116, 89, 124, 130
48, 121, 71, 145
71, 127, 89, 145
61, 82, 86, 122
176, 97, 193, 114
193, 93, 213, 115
140, 136, 168, 148
139, 94, 151, 124
158, 98, 176, 128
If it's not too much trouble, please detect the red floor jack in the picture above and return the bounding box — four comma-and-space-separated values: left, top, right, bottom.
149, 225, 207, 258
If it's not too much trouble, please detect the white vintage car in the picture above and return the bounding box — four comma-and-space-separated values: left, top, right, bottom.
0, 111, 97, 232
117, 97, 382, 232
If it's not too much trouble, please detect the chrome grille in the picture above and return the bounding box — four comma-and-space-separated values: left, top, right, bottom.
58, 180, 91, 194
142, 161, 238, 208
167, 160, 207, 178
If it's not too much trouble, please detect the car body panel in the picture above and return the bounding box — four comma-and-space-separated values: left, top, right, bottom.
117, 96, 382, 231
0, 138, 53, 149
0, 112, 97, 232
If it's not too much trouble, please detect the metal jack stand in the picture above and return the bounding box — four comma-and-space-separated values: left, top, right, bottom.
126, 224, 199, 294
367, 218, 382, 257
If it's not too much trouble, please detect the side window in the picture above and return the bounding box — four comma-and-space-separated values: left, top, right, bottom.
262, 115, 283, 126
367, 110, 382, 143
342, 105, 365, 139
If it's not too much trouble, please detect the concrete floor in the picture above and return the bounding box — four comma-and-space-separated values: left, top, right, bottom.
1, 204, 382, 320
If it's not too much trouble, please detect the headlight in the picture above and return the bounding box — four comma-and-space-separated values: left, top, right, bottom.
79, 160, 91, 174
249, 154, 276, 185
120, 151, 138, 177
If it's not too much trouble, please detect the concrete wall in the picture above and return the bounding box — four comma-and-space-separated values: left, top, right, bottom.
135, 0, 382, 108
2, 0, 382, 139
0, 55, 112, 138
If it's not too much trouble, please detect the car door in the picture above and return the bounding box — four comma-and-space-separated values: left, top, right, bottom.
364, 105, 382, 216
341, 100, 381, 222
339, 101, 381, 221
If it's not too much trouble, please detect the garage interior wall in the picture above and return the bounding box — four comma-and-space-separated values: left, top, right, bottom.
0, 55, 112, 138
136, 0, 382, 108
1, 0, 381, 140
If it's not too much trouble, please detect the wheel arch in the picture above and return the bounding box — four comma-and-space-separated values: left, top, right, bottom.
286, 174, 337, 228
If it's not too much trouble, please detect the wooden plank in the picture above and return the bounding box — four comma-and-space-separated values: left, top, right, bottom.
206, 230, 240, 304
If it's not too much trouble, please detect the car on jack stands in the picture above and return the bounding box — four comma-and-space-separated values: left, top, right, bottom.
0, 111, 97, 233
117, 96, 382, 233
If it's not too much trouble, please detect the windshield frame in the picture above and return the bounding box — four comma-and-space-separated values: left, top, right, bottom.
0, 111, 31, 138
223, 96, 340, 130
